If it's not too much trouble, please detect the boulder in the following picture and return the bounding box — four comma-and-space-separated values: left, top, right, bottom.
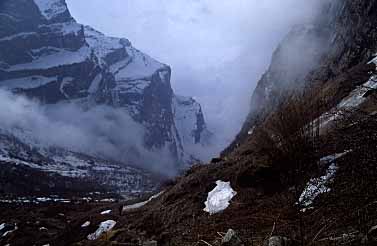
221, 229, 243, 246
267, 236, 291, 246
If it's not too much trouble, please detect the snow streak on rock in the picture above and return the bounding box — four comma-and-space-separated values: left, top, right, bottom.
34, 0, 68, 20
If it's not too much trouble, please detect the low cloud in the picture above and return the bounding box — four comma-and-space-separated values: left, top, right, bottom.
0, 89, 177, 176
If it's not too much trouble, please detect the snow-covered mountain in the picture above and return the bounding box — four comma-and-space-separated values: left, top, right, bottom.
0, 130, 158, 197
172, 95, 213, 164
0, 0, 212, 195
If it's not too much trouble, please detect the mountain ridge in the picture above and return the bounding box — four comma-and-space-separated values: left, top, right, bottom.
0, 0, 212, 197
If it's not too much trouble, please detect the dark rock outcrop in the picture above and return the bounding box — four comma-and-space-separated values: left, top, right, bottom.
224, 0, 377, 155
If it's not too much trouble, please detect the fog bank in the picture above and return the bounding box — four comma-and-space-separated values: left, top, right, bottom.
0, 90, 177, 175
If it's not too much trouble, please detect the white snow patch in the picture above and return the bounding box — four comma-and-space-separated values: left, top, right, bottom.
87, 220, 116, 241
84, 26, 123, 63
99, 198, 116, 203
248, 126, 255, 136
81, 221, 91, 228
34, 0, 68, 20
100, 210, 111, 215
299, 163, 338, 210
37, 197, 52, 202
337, 76, 377, 109
112, 47, 164, 81
122, 191, 164, 211
204, 181, 237, 215
1, 224, 18, 237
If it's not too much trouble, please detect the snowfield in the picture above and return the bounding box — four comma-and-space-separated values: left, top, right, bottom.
204, 181, 237, 215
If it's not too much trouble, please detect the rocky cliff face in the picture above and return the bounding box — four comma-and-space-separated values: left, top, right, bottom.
172, 95, 213, 164
0, 0, 212, 170
224, 0, 377, 154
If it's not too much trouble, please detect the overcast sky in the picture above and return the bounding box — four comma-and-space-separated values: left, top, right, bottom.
66, 0, 325, 149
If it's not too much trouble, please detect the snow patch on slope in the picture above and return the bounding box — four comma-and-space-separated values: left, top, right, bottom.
87, 220, 116, 241
312, 57, 377, 130
81, 221, 91, 228
112, 47, 165, 81
34, 0, 68, 20
1, 223, 18, 237
6, 46, 90, 72
298, 151, 351, 211
204, 181, 237, 215
84, 26, 125, 62
100, 210, 111, 215
39, 22, 82, 36
122, 191, 164, 211
299, 164, 337, 210
338, 78, 377, 109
